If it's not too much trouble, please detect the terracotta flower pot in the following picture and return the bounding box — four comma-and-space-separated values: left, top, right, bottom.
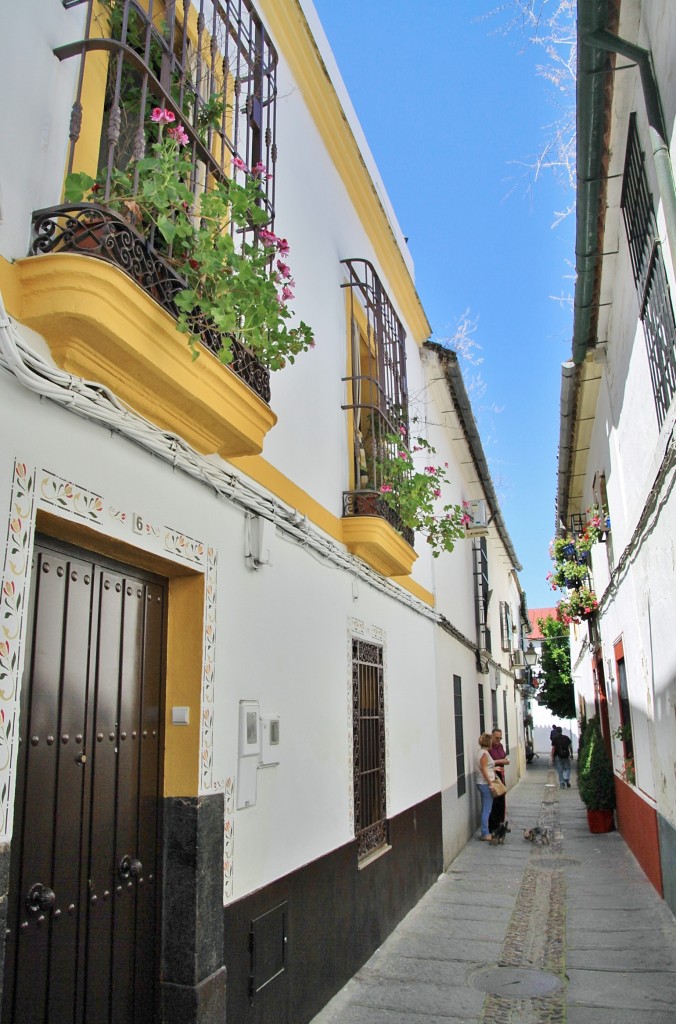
586, 809, 614, 833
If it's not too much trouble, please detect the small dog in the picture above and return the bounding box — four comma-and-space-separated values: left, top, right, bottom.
523, 826, 550, 845
490, 821, 511, 845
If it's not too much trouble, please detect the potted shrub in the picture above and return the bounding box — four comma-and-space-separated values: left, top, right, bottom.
577, 716, 616, 832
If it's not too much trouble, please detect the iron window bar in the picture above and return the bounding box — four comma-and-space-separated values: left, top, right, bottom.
36, 0, 278, 403
621, 113, 676, 428
352, 638, 387, 860
340, 258, 413, 544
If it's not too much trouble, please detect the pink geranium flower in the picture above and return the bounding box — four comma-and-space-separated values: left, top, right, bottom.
151, 107, 175, 124
276, 237, 290, 254
168, 124, 189, 146
433, 489, 442, 498
251, 162, 267, 178
281, 285, 295, 301
380, 484, 393, 493
233, 156, 248, 172
276, 260, 292, 279
259, 228, 278, 247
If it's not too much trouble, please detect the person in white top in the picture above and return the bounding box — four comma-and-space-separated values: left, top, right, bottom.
476, 732, 498, 840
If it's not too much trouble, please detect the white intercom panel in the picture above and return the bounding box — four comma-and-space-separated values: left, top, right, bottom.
237, 700, 260, 808
260, 715, 280, 767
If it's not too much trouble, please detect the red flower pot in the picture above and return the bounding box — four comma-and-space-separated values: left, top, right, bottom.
586, 809, 614, 833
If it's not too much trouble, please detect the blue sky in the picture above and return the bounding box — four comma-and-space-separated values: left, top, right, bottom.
311, 0, 575, 610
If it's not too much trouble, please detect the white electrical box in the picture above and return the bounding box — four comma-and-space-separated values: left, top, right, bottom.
237, 700, 260, 808
260, 715, 280, 767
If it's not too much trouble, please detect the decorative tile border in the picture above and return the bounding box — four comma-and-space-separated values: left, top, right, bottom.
0, 460, 220, 843
223, 776, 235, 901
39, 469, 104, 522
164, 528, 204, 565
199, 547, 219, 794
0, 462, 37, 838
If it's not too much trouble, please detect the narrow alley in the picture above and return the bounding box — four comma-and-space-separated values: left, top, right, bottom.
311, 756, 676, 1024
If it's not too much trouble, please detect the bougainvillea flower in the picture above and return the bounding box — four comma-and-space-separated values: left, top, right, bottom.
151, 107, 176, 124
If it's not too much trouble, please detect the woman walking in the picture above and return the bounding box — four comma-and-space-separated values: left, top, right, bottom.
476, 733, 498, 840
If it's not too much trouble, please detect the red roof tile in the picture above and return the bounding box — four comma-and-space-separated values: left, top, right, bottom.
527, 608, 557, 640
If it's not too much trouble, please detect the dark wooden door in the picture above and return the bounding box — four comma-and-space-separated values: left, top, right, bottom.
3, 540, 165, 1024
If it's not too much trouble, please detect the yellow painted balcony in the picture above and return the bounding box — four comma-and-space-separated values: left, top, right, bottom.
17, 211, 277, 458
342, 491, 417, 577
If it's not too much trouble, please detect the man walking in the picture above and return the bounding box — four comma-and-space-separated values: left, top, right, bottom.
551, 726, 573, 788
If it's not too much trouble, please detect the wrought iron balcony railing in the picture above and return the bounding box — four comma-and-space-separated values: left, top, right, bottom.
31, 203, 271, 402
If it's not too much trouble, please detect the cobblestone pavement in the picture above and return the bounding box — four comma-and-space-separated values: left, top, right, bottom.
310, 757, 676, 1024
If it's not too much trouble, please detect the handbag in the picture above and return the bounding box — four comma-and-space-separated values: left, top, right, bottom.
491, 778, 506, 797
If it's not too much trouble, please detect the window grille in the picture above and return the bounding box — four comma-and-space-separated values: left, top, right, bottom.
473, 537, 491, 656
58, 0, 277, 226
491, 689, 498, 731
341, 259, 412, 542
499, 601, 512, 652
453, 675, 466, 798
352, 638, 387, 859
621, 114, 676, 427
502, 690, 509, 754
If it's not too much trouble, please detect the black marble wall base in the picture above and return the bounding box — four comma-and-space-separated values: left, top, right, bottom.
223, 792, 443, 1024
0, 843, 10, 1015
162, 794, 226, 1023
161, 967, 226, 1024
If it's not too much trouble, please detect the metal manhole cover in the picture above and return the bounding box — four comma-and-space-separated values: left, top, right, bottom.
470, 966, 565, 998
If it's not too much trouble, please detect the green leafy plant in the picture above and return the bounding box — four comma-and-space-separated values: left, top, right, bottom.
547, 558, 589, 590
64, 109, 314, 370
534, 615, 575, 718
613, 722, 632, 743
377, 430, 468, 557
556, 585, 598, 624
577, 715, 616, 811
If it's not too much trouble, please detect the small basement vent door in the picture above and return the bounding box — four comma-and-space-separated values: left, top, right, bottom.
3, 540, 164, 1024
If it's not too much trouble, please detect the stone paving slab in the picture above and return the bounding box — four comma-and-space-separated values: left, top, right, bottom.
566, 946, 676, 970
567, 928, 674, 951
310, 760, 676, 1024
566, 968, 672, 1009
566, 1008, 672, 1024
357, 954, 480, 990
332, 976, 486, 1018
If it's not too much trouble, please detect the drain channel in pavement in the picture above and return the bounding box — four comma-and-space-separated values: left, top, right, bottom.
479, 772, 567, 1024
